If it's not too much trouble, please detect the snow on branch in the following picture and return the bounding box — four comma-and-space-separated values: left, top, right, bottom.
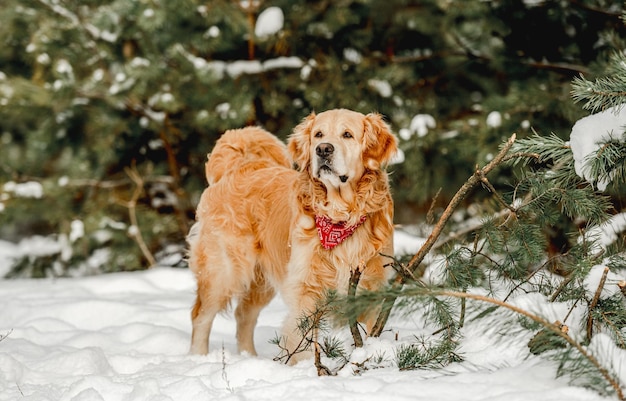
569, 105, 626, 191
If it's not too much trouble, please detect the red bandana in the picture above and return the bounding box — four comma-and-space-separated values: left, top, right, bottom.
315, 215, 367, 250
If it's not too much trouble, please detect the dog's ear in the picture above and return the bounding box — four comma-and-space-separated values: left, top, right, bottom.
288, 112, 316, 171
363, 113, 398, 170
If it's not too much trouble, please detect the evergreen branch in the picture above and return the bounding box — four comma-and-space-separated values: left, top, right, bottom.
572, 73, 626, 113
405, 133, 517, 279
597, 306, 626, 349
423, 289, 624, 400
35, 0, 101, 52
345, 282, 623, 398
433, 207, 511, 250
586, 266, 610, 341
396, 336, 462, 370
371, 134, 517, 337
125, 100, 193, 236
479, 173, 516, 213
275, 293, 340, 371
389, 49, 590, 74
448, 29, 590, 75
524, 60, 591, 75
550, 273, 576, 302
502, 262, 545, 303
508, 132, 572, 166
567, 0, 624, 17
585, 137, 626, 190
380, 253, 418, 282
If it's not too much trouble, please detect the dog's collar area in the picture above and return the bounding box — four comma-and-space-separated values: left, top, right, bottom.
315, 215, 367, 250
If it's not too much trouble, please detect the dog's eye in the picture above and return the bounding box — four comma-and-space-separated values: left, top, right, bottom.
343, 131, 353, 139
314, 131, 323, 138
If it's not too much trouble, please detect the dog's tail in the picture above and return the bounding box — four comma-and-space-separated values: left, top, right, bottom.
205, 127, 291, 185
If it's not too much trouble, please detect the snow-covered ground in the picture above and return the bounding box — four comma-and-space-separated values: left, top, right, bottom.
0, 234, 615, 401
1, 105, 625, 400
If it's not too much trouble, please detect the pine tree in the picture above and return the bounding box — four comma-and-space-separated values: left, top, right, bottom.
335, 16, 626, 395
0, 1, 624, 276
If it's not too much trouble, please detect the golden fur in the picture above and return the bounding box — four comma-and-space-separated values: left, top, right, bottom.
187, 109, 398, 363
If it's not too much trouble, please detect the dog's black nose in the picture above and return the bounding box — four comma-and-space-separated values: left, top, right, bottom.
316, 143, 334, 158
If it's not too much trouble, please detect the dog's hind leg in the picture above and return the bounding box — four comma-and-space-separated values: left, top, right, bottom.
189, 293, 222, 355
190, 274, 231, 355
234, 269, 275, 356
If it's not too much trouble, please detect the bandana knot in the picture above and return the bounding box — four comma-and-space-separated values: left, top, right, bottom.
315, 215, 367, 250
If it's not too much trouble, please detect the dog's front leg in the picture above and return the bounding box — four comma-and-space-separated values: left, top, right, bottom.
280, 285, 323, 365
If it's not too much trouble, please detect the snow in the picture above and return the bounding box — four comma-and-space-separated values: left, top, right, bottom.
3, 181, 43, 199
583, 264, 626, 300
581, 212, 626, 255
92, 69, 104, 82
69, 220, 85, 243
255, 7, 284, 38
205, 26, 220, 39
177, 44, 304, 80
129, 57, 150, 68
569, 105, 626, 191
522, 0, 546, 6
263, 56, 304, 71
570, 107, 626, 191
343, 48, 363, 64
486, 111, 502, 128
36, 53, 51, 65
399, 114, 436, 140
368, 79, 392, 98
0, 233, 619, 401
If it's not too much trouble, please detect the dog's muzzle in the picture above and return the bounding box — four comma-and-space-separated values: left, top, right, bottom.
316, 143, 334, 158
315, 143, 348, 183
316, 142, 334, 173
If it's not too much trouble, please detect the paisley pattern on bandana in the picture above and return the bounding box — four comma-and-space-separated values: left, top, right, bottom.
315, 215, 367, 250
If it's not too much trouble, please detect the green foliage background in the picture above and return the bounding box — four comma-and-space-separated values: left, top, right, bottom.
0, 0, 624, 274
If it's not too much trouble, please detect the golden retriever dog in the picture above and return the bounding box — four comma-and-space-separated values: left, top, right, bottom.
187, 109, 398, 363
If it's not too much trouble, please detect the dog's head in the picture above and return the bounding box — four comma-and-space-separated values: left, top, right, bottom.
288, 109, 398, 188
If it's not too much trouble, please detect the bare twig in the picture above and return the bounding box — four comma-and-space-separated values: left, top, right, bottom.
160, 116, 192, 235
66, 176, 174, 189
221, 344, 234, 393
619, 281, 626, 298
0, 329, 12, 342
274, 307, 324, 366
426, 187, 442, 225
121, 165, 157, 267
479, 172, 516, 213
586, 266, 610, 341
233, 0, 262, 60
348, 262, 364, 348
550, 274, 576, 302
371, 134, 517, 337
314, 341, 334, 376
